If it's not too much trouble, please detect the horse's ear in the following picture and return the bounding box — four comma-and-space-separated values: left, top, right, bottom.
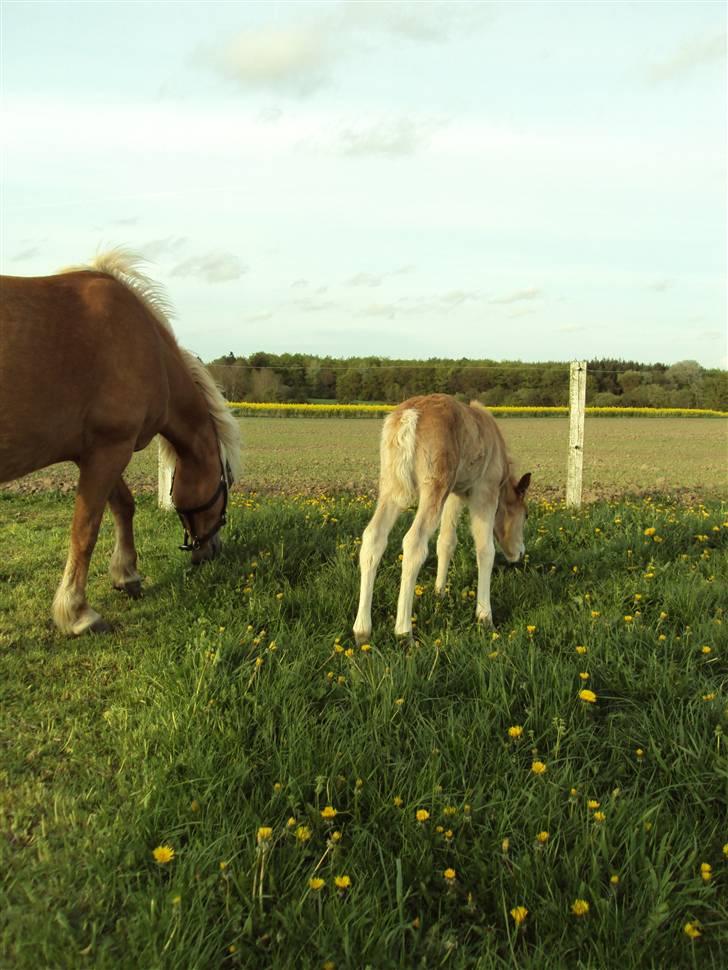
516, 472, 531, 497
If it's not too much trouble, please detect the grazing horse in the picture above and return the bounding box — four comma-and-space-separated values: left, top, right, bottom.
0, 250, 241, 634
354, 394, 530, 643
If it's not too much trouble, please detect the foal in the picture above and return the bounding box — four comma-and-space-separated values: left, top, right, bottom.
353, 394, 530, 643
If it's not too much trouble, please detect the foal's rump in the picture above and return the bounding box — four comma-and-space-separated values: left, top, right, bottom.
379, 394, 504, 508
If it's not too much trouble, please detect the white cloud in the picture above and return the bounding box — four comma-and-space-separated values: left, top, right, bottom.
337, 117, 437, 157
171, 251, 246, 283
647, 31, 726, 83
490, 287, 543, 305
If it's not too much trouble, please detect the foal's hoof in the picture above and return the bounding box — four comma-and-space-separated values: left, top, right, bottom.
118, 579, 143, 600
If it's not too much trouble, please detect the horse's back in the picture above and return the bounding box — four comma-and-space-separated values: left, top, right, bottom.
0, 271, 168, 483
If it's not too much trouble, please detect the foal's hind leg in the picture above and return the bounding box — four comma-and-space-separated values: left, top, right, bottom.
108, 477, 142, 599
52, 444, 133, 635
353, 495, 401, 645
395, 487, 446, 639
435, 493, 463, 594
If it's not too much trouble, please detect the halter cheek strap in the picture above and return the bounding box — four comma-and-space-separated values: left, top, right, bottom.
172, 460, 231, 552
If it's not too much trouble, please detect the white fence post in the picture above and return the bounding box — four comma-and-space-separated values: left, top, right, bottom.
566, 361, 587, 508
158, 437, 173, 509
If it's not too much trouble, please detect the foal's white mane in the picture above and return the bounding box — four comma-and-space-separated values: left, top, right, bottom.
65, 248, 242, 485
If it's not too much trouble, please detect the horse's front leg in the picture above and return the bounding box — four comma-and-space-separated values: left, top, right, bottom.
108, 476, 142, 598
468, 501, 497, 627
52, 445, 133, 635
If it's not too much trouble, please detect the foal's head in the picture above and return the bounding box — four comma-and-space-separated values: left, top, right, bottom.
494, 473, 531, 562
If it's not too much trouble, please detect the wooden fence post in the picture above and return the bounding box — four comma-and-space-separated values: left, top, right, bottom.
158, 437, 173, 509
566, 361, 587, 508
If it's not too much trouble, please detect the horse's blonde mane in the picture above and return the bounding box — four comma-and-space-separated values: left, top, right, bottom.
67, 248, 241, 486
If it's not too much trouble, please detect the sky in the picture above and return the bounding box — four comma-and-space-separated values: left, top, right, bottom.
1, 0, 726, 367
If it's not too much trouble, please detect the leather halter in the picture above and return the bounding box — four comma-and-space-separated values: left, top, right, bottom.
172, 459, 232, 552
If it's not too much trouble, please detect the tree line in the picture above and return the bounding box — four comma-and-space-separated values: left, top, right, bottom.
207, 353, 727, 410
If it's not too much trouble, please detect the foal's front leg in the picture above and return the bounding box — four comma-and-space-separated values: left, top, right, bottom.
353, 496, 401, 645
469, 502, 497, 626
52, 444, 133, 635
108, 477, 142, 599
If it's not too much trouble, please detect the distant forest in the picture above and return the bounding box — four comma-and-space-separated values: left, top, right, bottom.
207, 354, 728, 410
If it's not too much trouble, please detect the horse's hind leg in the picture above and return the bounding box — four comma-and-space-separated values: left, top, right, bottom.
353, 494, 401, 645
108, 477, 142, 599
52, 444, 133, 635
395, 486, 447, 640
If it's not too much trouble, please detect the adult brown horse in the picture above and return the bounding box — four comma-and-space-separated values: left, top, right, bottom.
0, 249, 241, 634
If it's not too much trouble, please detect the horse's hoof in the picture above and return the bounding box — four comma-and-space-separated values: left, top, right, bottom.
88, 617, 113, 634
121, 580, 143, 600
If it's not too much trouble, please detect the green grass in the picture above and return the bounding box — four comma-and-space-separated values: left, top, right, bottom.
1, 490, 727, 969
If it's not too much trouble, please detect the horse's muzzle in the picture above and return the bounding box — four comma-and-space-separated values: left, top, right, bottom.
191, 533, 222, 565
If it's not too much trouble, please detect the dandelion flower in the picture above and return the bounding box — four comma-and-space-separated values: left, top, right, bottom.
256, 827, 273, 844
320, 806, 337, 820
443, 868, 456, 882
644, 527, 656, 536
635, 748, 645, 758
701, 646, 712, 655
700, 863, 712, 882
309, 877, 325, 891
360, 643, 371, 653
508, 725, 524, 739
590, 610, 601, 618
575, 645, 588, 655
531, 760, 547, 775
334, 874, 351, 890
510, 905, 528, 926
416, 809, 430, 823
723, 843, 728, 858
610, 874, 620, 885
683, 921, 701, 940
152, 845, 175, 865
330, 831, 342, 844
526, 625, 537, 635
593, 811, 606, 823
702, 693, 716, 701
536, 831, 549, 843
295, 825, 312, 843
571, 899, 589, 917
393, 796, 403, 808
587, 800, 601, 810
501, 837, 510, 853
624, 615, 633, 624
579, 671, 590, 681
579, 689, 597, 703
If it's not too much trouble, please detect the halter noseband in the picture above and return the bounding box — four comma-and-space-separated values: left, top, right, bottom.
172, 459, 232, 552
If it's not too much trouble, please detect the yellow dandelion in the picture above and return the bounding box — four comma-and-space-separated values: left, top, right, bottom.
703, 693, 716, 701
635, 748, 645, 758
256, 826, 273, 844
610, 874, 620, 885
570, 787, 578, 797
683, 921, 701, 940
309, 877, 325, 891
334, 644, 344, 654
575, 645, 588, 655
536, 830, 549, 843
501, 837, 510, 853
334, 874, 351, 890
571, 898, 589, 917
510, 905, 528, 926
579, 671, 590, 681
644, 527, 656, 536
587, 800, 601, 809
190, 800, 200, 813
701, 646, 712, 655
531, 760, 547, 775
508, 725, 524, 738
360, 643, 371, 653
443, 868, 456, 882
624, 615, 633, 623
579, 689, 597, 703
593, 811, 606, 823
323, 961, 336, 970
723, 843, 728, 858
659, 611, 668, 620
320, 806, 337, 820
344, 647, 354, 658
152, 844, 175, 865
393, 796, 404, 808
295, 825, 312, 843
416, 809, 430, 823
330, 831, 342, 843
590, 610, 601, 618
526, 625, 537, 635
700, 863, 712, 882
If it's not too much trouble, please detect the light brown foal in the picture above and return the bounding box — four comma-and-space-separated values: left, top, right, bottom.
354, 394, 530, 643
0, 250, 241, 634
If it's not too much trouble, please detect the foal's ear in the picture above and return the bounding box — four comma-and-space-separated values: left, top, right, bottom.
515, 472, 531, 497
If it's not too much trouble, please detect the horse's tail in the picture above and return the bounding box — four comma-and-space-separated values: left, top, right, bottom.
380, 407, 419, 507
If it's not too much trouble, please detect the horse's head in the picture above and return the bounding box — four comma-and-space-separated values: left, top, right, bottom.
494, 472, 531, 562
172, 458, 231, 565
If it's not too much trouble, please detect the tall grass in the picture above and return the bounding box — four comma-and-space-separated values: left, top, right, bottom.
1, 491, 726, 968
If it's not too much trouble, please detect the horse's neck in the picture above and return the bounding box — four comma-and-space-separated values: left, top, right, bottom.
161, 354, 219, 471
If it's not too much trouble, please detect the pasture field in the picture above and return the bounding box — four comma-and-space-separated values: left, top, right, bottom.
1, 485, 726, 969
3, 415, 727, 501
